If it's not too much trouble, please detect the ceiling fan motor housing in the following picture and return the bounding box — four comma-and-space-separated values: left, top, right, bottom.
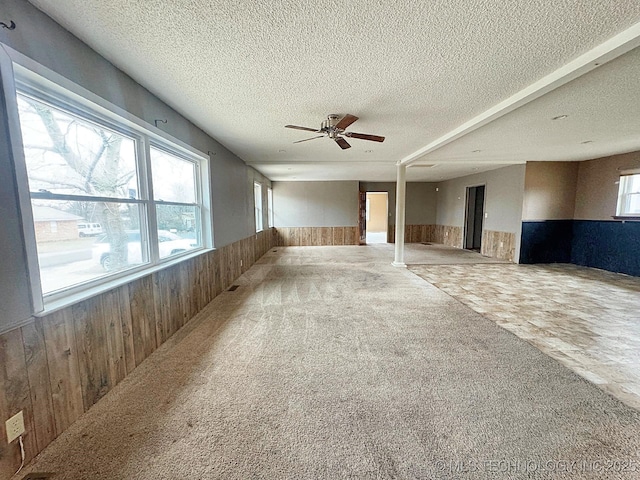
327, 114, 340, 137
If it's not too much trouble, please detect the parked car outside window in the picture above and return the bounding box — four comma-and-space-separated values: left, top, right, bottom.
92, 230, 197, 271
77, 222, 103, 237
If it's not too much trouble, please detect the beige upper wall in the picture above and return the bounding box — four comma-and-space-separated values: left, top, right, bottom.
366, 193, 388, 232
522, 162, 578, 220
574, 151, 640, 220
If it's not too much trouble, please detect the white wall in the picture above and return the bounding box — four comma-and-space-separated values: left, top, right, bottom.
273, 181, 358, 227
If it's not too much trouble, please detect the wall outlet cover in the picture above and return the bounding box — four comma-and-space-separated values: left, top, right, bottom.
6, 410, 25, 443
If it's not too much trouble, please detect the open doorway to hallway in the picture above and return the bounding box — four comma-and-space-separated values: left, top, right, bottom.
366, 192, 388, 243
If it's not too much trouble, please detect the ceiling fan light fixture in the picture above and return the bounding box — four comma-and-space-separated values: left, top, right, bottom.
285, 114, 385, 149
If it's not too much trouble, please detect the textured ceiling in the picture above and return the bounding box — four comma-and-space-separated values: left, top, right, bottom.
28, 0, 640, 181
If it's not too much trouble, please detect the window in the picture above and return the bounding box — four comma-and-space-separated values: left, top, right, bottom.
6, 63, 209, 309
617, 172, 640, 216
254, 182, 263, 232
267, 187, 274, 228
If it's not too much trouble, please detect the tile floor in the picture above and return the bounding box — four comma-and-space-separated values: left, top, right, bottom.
409, 261, 640, 410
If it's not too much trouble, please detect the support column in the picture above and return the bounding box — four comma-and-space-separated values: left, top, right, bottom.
393, 163, 407, 267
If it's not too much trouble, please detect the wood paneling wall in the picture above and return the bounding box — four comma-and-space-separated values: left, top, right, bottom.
0, 229, 276, 478
431, 225, 463, 248
481, 230, 516, 262
387, 224, 463, 248
387, 224, 436, 244
275, 227, 359, 246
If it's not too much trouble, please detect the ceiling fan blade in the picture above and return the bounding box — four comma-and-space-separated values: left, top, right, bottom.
293, 135, 325, 144
285, 124, 320, 132
344, 131, 385, 142
335, 137, 351, 150
335, 114, 359, 130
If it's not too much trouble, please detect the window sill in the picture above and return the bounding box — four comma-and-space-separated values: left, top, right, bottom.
612, 216, 640, 222
35, 247, 214, 317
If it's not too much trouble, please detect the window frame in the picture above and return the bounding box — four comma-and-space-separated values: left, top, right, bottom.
0, 45, 212, 314
616, 171, 640, 217
254, 181, 263, 232
267, 186, 274, 228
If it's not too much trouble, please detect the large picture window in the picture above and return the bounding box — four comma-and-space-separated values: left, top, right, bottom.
9, 69, 209, 308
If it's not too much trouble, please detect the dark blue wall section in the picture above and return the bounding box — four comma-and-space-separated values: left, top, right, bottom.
571, 220, 640, 277
520, 219, 640, 276
520, 220, 573, 264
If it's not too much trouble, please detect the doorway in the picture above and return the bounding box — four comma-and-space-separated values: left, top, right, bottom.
365, 192, 388, 244
464, 185, 485, 251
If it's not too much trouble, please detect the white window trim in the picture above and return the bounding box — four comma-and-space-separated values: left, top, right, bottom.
0, 44, 213, 315
254, 181, 263, 232
267, 186, 274, 228
616, 172, 640, 217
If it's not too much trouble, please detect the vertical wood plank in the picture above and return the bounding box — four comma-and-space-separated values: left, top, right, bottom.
310, 228, 321, 246
212, 249, 223, 297
202, 252, 214, 304
42, 308, 84, 435
219, 246, 230, 291
344, 226, 357, 245
288, 228, 298, 247
178, 262, 192, 328
320, 227, 332, 246
21, 320, 56, 452
117, 286, 136, 375
152, 269, 171, 345
300, 227, 312, 246
101, 289, 127, 388
72, 296, 112, 409
128, 276, 157, 366
332, 227, 344, 245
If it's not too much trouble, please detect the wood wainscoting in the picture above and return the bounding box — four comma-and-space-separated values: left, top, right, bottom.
275, 227, 359, 246
481, 230, 516, 262
0, 229, 276, 478
387, 224, 463, 248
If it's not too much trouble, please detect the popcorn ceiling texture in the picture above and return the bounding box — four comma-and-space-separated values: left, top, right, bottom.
28, 0, 640, 180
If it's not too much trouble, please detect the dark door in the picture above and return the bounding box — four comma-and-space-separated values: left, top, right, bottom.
358, 191, 367, 244
464, 185, 485, 250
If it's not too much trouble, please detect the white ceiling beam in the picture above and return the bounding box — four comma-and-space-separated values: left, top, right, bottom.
400, 21, 640, 166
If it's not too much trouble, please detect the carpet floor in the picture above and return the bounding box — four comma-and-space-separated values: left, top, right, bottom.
16, 246, 640, 480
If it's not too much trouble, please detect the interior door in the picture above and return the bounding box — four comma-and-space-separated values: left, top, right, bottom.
464, 185, 485, 250
358, 191, 366, 244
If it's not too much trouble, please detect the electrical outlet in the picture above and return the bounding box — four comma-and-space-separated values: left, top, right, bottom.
6, 410, 25, 443
240, 259, 243, 267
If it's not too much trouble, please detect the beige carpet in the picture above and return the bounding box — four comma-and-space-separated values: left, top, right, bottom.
17, 246, 640, 480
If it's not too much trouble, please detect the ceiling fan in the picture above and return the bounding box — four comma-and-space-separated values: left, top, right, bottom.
285, 114, 385, 150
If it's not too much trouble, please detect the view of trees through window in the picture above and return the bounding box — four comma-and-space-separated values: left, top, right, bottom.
17, 90, 201, 295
